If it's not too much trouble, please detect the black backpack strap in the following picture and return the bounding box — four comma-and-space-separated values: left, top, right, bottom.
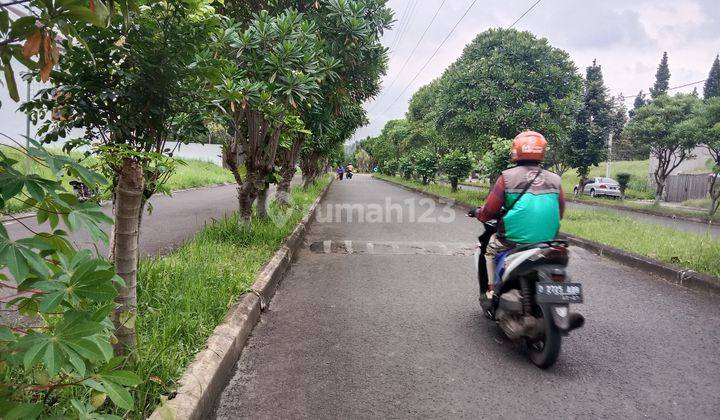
501, 168, 542, 217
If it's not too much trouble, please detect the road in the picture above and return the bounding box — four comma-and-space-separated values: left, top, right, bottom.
456, 182, 720, 239
3, 182, 292, 257
214, 175, 720, 419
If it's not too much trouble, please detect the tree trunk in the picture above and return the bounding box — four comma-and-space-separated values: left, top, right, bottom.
578, 175, 588, 196
654, 181, 664, 205
301, 152, 320, 190
276, 171, 293, 207
451, 179, 458, 192
238, 178, 258, 225
256, 183, 270, 219
110, 159, 145, 357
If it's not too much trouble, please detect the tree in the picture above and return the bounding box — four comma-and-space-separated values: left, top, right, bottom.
616, 173, 631, 200
440, 150, 474, 191
629, 90, 647, 118
679, 97, 720, 215
435, 28, 582, 154
479, 137, 512, 181
704, 55, 720, 100
23, 1, 219, 355
216, 10, 328, 222
355, 148, 372, 172
569, 60, 613, 191
650, 52, 670, 99
625, 94, 701, 203
412, 147, 439, 184
275, 0, 391, 202
398, 156, 414, 179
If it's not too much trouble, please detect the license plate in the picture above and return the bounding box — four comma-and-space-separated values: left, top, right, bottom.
536, 282, 583, 304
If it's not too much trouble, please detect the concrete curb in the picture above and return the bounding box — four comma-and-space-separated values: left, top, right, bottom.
374, 176, 720, 295
559, 234, 720, 295
148, 179, 333, 420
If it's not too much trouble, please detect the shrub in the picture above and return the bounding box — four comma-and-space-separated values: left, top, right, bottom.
616, 172, 632, 199
412, 148, 439, 184
440, 150, 475, 191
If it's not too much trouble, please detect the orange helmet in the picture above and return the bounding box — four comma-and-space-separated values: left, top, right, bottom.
511, 131, 547, 162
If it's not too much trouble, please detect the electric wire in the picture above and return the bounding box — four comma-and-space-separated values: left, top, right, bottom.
382, 0, 544, 114
368, 0, 448, 114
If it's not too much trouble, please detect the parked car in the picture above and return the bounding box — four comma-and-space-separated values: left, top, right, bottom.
573, 177, 621, 198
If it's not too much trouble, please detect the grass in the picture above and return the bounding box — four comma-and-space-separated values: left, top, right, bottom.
128, 175, 331, 418
1, 146, 236, 214
376, 174, 720, 278
374, 174, 487, 206
164, 159, 235, 191
562, 209, 720, 278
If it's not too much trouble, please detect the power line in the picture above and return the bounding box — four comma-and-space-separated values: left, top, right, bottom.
390, 0, 420, 52
369, 0, 448, 114
508, 0, 542, 29
386, 0, 414, 52
382, 0, 544, 114
617, 79, 708, 102
382, 0, 480, 114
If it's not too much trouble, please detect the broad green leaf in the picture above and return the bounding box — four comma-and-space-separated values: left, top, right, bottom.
4, 402, 42, 420
101, 370, 142, 387
43, 340, 64, 377
23, 340, 48, 371
39, 290, 65, 313
102, 379, 134, 411
0, 326, 16, 341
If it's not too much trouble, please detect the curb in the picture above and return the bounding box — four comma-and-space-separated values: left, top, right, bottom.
559, 234, 720, 295
374, 176, 720, 295
148, 179, 333, 420
566, 198, 714, 226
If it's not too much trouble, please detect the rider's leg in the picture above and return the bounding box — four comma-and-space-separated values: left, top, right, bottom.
485, 234, 507, 298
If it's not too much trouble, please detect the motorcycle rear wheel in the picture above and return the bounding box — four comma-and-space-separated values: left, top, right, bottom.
527, 306, 561, 368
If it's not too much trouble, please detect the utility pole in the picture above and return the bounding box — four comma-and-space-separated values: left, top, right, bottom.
605, 132, 613, 178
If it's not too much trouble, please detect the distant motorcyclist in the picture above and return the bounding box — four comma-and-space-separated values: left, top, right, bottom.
469, 131, 566, 300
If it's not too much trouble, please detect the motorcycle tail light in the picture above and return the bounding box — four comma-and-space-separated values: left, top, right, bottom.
541, 246, 569, 265
550, 272, 566, 282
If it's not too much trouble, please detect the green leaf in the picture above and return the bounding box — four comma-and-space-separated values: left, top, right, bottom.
39, 290, 65, 313
102, 379, 134, 411
2, 60, 18, 102
4, 402, 42, 420
101, 370, 142, 387
43, 340, 64, 377
82, 378, 107, 393
0, 326, 16, 341
23, 340, 48, 371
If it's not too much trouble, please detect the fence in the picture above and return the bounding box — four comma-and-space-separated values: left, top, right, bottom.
664, 174, 711, 202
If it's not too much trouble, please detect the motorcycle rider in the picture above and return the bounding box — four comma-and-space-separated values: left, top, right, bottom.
470, 131, 566, 301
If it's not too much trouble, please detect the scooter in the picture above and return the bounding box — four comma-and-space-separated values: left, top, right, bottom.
473, 218, 585, 368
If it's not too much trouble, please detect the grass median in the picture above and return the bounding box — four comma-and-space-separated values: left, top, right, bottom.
128, 175, 330, 417
374, 174, 720, 278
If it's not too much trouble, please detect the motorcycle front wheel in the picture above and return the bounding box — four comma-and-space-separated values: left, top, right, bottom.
527, 305, 561, 368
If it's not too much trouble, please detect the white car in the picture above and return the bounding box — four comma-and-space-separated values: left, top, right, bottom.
573, 177, 621, 198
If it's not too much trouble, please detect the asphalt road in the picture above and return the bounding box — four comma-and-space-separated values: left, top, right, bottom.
214, 174, 720, 419
456, 182, 719, 239
3, 183, 283, 257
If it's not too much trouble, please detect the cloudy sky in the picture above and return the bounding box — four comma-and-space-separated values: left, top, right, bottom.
353, 0, 720, 142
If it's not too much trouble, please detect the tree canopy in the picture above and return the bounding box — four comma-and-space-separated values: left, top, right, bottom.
434, 28, 583, 153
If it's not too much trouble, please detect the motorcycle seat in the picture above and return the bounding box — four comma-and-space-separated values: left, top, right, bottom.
507, 240, 568, 255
